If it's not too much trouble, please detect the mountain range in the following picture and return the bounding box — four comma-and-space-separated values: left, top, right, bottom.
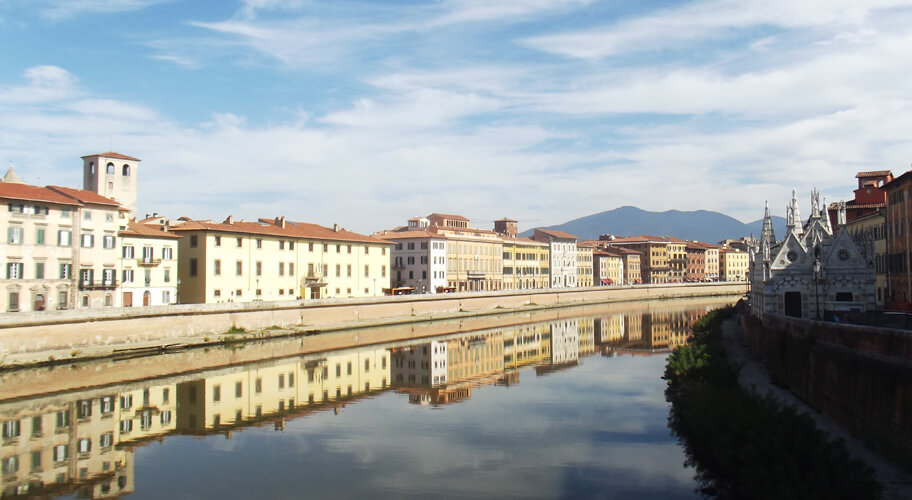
519, 206, 786, 244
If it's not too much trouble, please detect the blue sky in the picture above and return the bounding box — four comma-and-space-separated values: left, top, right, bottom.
2, 0, 911, 234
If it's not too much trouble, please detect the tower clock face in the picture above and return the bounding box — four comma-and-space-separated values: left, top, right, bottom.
786, 251, 797, 262
838, 248, 850, 262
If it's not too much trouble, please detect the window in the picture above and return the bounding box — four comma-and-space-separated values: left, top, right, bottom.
336, 264, 341, 277
347, 245, 352, 253
213, 289, 221, 297
236, 260, 243, 276
36, 227, 46, 245
256, 261, 262, 276
7, 226, 22, 244
235, 289, 242, 297
35, 262, 45, 279
164, 269, 170, 283
120, 394, 133, 409
162, 290, 170, 303
7, 203, 23, 213
56, 411, 69, 428
289, 263, 294, 275
81, 233, 94, 248
106, 162, 115, 174
288, 373, 294, 387
213, 385, 221, 402
336, 244, 341, 253
279, 262, 284, 276
122, 164, 130, 176
106, 212, 113, 222
279, 241, 285, 250
54, 444, 68, 462
256, 238, 262, 248
347, 264, 352, 277
255, 378, 262, 393
103, 269, 115, 285
6, 262, 23, 280
100, 432, 114, 448
190, 235, 198, 248
214, 235, 221, 247
161, 411, 172, 425
84, 209, 91, 220
189, 258, 198, 277
237, 237, 243, 247
365, 246, 369, 255
214, 259, 221, 275
364, 265, 369, 277
123, 246, 134, 258
103, 234, 116, 249
235, 381, 243, 398
78, 438, 91, 453
309, 243, 314, 251
58, 230, 71, 247
2, 419, 20, 439
278, 374, 285, 389
382, 265, 386, 277
101, 396, 114, 413
162, 247, 172, 260
120, 420, 133, 433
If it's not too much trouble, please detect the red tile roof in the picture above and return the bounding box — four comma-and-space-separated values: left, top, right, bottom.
171, 217, 390, 245
534, 228, 578, 240
81, 152, 141, 162
0, 182, 81, 205
119, 220, 181, 239
47, 186, 121, 206
856, 170, 891, 178
428, 213, 469, 222
374, 230, 440, 240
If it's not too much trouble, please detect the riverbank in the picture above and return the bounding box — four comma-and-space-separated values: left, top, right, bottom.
722, 309, 912, 500
0, 282, 745, 369
665, 305, 885, 499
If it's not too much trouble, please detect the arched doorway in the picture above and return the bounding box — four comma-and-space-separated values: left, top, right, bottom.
33, 294, 45, 311
143, 291, 151, 306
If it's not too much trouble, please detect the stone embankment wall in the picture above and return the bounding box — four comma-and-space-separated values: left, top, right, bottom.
741, 313, 912, 469
0, 283, 746, 366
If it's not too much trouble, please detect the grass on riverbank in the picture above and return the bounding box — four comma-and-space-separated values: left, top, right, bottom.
664, 305, 882, 500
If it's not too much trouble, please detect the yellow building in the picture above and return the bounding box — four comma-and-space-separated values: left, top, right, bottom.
577, 246, 594, 287
720, 248, 750, 282
667, 238, 687, 282
591, 248, 624, 285
845, 210, 886, 307
605, 236, 669, 283
119, 220, 180, 307
502, 323, 552, 370
173, 216, 391, 303
493, 218, 549, 290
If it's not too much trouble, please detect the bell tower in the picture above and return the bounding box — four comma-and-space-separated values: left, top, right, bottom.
82, 152, 140, 217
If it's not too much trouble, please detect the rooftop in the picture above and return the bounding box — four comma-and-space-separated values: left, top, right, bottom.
81, 152, 141, 162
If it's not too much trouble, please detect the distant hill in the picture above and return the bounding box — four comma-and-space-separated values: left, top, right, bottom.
520, 206, 786, 243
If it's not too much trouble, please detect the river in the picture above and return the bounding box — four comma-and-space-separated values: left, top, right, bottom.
0, 296, 738, 499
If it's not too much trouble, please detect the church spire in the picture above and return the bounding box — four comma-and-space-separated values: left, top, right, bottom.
760, 200, 776, 254
786, 189, 803, 236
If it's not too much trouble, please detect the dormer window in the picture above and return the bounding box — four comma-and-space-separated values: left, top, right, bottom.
123, 164, 130, 176
106, 163, 115, 174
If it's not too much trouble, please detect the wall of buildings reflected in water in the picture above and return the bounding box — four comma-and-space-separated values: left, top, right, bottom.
0, 299, 727, 499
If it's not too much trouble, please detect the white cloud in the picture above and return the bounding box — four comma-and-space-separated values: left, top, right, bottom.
19, 0, 172, 21
520, 0, 912, 60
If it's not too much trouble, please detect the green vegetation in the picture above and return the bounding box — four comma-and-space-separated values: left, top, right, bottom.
664, 306, 881, 500
225, 325, 246, 334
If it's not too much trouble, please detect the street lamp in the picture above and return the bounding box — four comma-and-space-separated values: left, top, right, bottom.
813, 259, 821, 320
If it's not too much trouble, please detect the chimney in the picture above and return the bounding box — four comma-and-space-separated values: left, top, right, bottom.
224, 215, 234, 224
275, 216, 286, 228
333, 223, 339, 232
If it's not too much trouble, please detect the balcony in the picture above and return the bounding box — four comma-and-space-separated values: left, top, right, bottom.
79, 279, 118, 291
137, 257, 162, 267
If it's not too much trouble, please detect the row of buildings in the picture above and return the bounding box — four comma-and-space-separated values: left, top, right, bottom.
0, 306, 705, 497
1, 151, 749, 314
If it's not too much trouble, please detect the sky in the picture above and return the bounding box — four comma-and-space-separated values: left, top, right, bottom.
1, 0, 911, 235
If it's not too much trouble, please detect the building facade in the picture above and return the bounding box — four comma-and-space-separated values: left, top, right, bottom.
533, 229, 577, 288
119, 220, 180, 307
884, 170, 912, 310
173, 216, 391, 304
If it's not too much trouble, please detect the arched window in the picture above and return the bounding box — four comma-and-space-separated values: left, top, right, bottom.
89, 162, 95, 175
122, 164, 130, 176
106, 163, 115, 175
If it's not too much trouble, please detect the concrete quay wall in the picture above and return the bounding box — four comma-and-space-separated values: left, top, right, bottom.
741, 313, 912, 470
0, 283, 746, 366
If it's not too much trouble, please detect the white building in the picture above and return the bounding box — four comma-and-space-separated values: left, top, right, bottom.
533, 229, 578, 288
751, 190, 876, 320
380, 217, 448, 293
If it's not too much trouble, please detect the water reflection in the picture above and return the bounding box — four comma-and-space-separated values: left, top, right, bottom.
0, 298, 733, 499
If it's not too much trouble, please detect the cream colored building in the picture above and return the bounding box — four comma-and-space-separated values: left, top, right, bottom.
720, 248, 750, 282
119, 220, 180, 307
173, 216, 391, 303
1, 167, 128, 312
82, 152, 140, 218
591, 248, 624, 285
845, 210, 886, 307
428, 214, 503, 292
703, 244, 720, 281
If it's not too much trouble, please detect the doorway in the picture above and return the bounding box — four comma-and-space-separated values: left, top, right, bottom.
784, 291, 802, 318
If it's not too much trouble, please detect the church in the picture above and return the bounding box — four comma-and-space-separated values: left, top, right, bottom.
750, 189, 876, 320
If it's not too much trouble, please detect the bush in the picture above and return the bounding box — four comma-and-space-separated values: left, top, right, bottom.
665, 306, 881, 500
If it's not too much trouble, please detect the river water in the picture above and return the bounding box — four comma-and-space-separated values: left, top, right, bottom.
0, 297, 736, 499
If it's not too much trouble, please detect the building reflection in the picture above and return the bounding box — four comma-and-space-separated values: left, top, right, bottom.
0, 304, 723, 497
